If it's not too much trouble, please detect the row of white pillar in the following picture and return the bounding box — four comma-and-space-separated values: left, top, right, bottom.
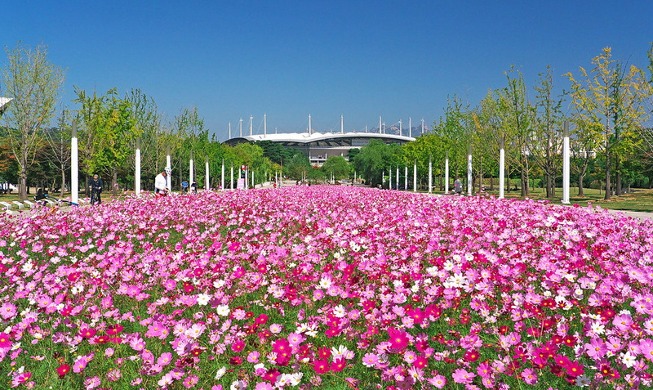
68, 125, 571, 204
379, 127, 571, 202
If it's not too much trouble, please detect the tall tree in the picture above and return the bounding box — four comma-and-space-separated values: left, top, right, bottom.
531, 66, 566, 198
125, 89, 162, 187
566, 47, 651, 199
74, 88, 138, 193
499, 68, 534, 197
2, 44, 64, 199
321, 156, 351, 181
43, 109, 72, 198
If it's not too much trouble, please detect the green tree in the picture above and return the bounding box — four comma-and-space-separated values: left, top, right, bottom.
284, 153, 311, 181
352, 139, 401, 186
125, 89, 162, 189
43, 109, 72, 197
2, 44, 64, 199
566, 47, 651, 199
499, 68, 534, 197
432, 97, 473, 188
321, 155, 351, 181
75, 88, 137, 194
531, 66, 566, 198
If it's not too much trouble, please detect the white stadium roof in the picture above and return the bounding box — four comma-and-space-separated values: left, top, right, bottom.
225, 131, 415, 144
0, 97, 12, 114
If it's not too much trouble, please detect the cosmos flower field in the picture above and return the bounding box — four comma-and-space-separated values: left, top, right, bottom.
1, 186, 653, 389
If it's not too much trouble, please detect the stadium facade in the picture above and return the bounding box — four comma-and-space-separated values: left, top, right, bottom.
224, 131, 415, 165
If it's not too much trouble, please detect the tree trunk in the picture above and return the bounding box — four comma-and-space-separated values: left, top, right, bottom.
604, 152, 611, 200
60, 168, 66, 198
520, 156, 529, 197
19, 172, 28, 201
112, 169, 118, 196
615, 156, 622, 195
545, 172, 553, 198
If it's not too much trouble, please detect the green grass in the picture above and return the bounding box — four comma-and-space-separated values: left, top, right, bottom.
496, 186, 653, 212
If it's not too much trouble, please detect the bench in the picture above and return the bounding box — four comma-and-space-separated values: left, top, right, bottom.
0, 201, 11, 210
12, 201, 24, 210
23, 200, 35, 208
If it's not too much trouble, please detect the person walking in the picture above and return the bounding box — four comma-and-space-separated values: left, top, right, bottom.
155, 168, 170, 197
89, 174, 103, 205
454, 178, 462, 195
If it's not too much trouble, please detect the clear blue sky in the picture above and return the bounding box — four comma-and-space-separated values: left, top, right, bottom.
3, 1, 652, 141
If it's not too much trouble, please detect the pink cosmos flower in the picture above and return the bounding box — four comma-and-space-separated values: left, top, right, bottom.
362, 352, 379, 367
427, 374, 447, 389
0, 302, 16, 320
183, 375, 199, 388
73, 353, 94, 373
565, 360, 584, 378
56, 364, 71, 378
84, 376, 101, 389
521, 368, 538, 385
413, 355, 428, 369
313, 359, 330, 374
247, 351, 260, 363
387, 327, 409, 352
157, 352, 173, 366
0, 333, 11, 348
640, 339, 653, 362
452, 368, 475, 384
231, 339, 246, 353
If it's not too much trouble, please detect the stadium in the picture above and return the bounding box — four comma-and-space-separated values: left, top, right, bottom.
224, 131, 416, 165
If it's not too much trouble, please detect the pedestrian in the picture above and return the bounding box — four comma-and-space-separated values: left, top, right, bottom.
155, 168, 170, 197
454, 178, 462, 195
89, 174, 103, 205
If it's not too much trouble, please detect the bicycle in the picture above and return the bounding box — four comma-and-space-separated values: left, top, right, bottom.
90, 187, 101, 205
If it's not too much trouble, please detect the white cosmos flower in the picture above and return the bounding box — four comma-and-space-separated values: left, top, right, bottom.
216, 305, 230, 317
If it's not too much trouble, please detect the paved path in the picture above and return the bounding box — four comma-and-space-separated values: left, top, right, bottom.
607, 209, 653, 221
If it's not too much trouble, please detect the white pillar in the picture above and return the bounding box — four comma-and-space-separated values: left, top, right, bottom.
71, 121, 79, 205
166, 153, 171, 191
467, 146, 473, 196
413, 162, 417, 192
221, 159, 225, 190
379, 116, 382, 134
428, 155, 432, 194
264, 114, 267, 136
189, 155, 194, 188
399, 119, 402, 137
499, 137, 505, 199
562, 122, 570, 204
239, 118, 243, 137
205, 159, 210, 190
354, 171, 357, 184
251, 171, 255, 188
308, 114, 312, 135
445, 155, 449, 194
389, 168, 392, 189
230, 165, 234, 190
135, 139, 141, 196
421, 118, 425, 135
249, 115, 253, 136
396, 166, 399, 190
245, 168, 248, 189
340, 114, 344, 134
228, 122, 232, 139
404, 166, 408, 190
